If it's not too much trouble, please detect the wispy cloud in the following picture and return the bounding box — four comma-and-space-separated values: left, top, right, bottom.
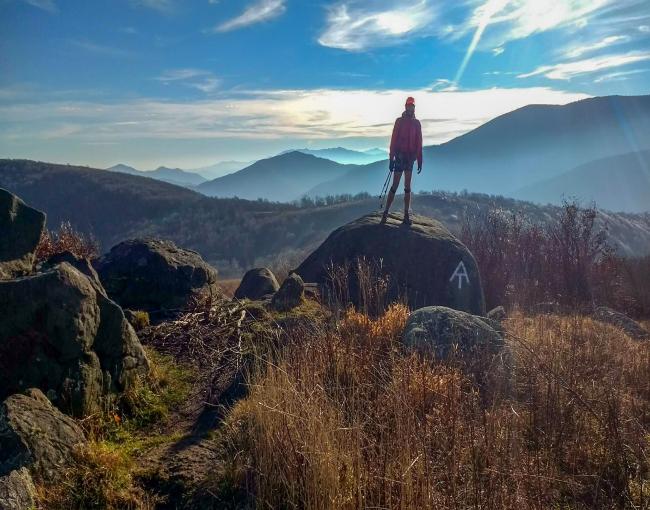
453, 0, 610, 48
130, 0, 174, 13
0, 86, 588, 145
518, 51, 650, 80
453, 0, 508, 84
69, 39, 135, 58
155, 68, 221, 93
213, 0, 286, 33
21, 0, 58, 13
594, 68, 650, 82
564, 35, 630, 58
318, 0, 436, 51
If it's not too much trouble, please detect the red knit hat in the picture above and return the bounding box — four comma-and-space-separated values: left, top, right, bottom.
405, 96, 415, 107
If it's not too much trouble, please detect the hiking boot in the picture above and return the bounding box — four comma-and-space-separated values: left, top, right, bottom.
402, 213, 412, 226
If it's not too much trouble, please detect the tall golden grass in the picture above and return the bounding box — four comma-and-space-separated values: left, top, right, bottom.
220, 306, 650, 509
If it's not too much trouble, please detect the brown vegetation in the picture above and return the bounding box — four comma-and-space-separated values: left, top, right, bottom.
35, 221, 100, 262
461, 201, 650, 317
214, 307, 650, 509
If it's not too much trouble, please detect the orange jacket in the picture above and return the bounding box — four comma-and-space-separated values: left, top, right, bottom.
389, 112, 423, 168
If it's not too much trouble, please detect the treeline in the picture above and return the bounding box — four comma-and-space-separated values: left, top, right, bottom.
293, 192, 372, 208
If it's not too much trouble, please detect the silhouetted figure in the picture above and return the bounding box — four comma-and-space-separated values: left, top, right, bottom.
381, 96, 423, 225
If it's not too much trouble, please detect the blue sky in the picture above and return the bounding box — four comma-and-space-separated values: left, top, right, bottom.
1, 0, 649, 169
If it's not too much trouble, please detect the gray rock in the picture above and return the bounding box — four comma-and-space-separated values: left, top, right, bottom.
0, 188, 46, 280
271, 273, 305, 312
487, 306, 506, 322
0, 468, 37, 510
95, 238, 220, 314
0, 262, 149, 416
46, 250, 101, 288
295, 212, 485, 315
403, 306, 511, 399
0, 389, 86, 481
403, 306, 505, 359
234, 267, 279, 301
592, 306, 649, 341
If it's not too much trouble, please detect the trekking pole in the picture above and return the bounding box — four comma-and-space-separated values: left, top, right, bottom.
378, 167, 392, 210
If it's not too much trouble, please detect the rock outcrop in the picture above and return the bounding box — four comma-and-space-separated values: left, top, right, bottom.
296, 212, 485, 314
0, 262, 149, 416
271, 272, 305, 312
234, 267, 279, 301
0, 467, 37, 510
0, 188, 45, 279
95, 238, 219, 314
592, 306, 649, 341
0, 389, 86, 480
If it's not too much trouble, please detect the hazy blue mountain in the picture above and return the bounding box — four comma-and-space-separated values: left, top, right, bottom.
197, 151, 355, 201
107, 163, 141, 176
307, 95, 650, 202
514, 150, 650, 213
107, 163, 207, 187
191, 160, 253, 180
280, 147, 387, 165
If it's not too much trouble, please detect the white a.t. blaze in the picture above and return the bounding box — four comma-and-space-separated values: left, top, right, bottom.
449, 261, 471, 290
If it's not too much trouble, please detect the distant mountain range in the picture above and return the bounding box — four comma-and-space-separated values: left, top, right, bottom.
279, 147, 387, 165
189, 160, 253, 180
197, 151, 356, 201
514, 150, 650, 213
194, 95, 650, 213
2, 160, 650, 280
107, 164, 207, 187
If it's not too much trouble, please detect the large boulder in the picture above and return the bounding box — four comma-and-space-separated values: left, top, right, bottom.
0, 262, 149, 416
271, 272, 305, 312
0, 468, 37, 510
0, 188, 45, 279
296, 212, 485, 314
95, 238, 219, 314
234, 267, 279, 300
0, 389, 86, 480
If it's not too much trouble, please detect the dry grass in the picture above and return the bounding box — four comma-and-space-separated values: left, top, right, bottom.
218, 278, 242, 299
37, 442, 156, 510
215, 307, 650, 509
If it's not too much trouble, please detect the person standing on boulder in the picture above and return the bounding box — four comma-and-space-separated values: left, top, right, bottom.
381, 96, 423, 226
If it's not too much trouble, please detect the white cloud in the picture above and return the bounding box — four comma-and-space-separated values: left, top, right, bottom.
21, 0, 57, 13
455, 0, 610, 47
155, 69, 221, 93
213, 0, 286, 33
564, 35, 629, 58
518, 51, 650, 80
594, 68, 650, 82
640, 25, 650, 33
318, 0, 436, 51
0, 87, 588, 146
492, 46, 504, 56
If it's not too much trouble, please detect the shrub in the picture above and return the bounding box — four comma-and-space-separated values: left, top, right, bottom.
461, 200, 632, 313
35, 221, 100, 262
